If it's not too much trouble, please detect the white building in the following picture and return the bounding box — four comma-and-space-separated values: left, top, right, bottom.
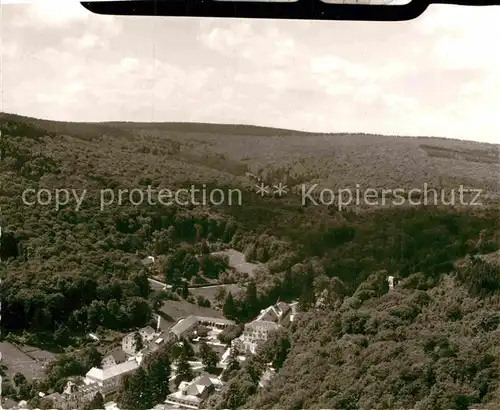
84, 358, 140, 395
165, 373, 223, 409
289, 301, 299, 322
234, 320, 279, 354
141, 256, 155, 266
387, 275, 395, 290
254, 302, 291, 324
233, 302, 292, 355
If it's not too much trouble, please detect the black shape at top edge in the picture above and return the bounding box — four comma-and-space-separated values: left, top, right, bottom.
80, 0, 499, 21
80, 0, 427, 20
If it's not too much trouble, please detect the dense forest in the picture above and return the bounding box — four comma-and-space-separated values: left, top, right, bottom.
0, 112, 499, 409
208, 260, 500, 410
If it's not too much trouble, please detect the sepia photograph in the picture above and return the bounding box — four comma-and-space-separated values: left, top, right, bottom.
0, 1, 499, 409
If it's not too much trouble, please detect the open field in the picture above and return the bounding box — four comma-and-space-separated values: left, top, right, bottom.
211, 249, 262, 277
0, 342, 46, 380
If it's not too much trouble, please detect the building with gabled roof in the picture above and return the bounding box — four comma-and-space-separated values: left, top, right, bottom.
170, 316, 200, 339
84, 357, 140, 395
141, 255, 155, 266
164, 373, 223, 409
233, 302, 293, 355
255, 301, 292, 324
169, 315, 235, 341
101, 347, 128, 369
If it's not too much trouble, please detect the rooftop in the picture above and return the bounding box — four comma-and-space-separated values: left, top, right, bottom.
166, 390, 201, 408
256, 306, 280, 322
86, 358, 139, 382
104, 347, 127, 364
170, 316, 200, 336
166, 372, 222, 407
276, 301, 291, 314
246, 320, 280, 331
141, 325, 156, 334
141, 256, 155, 266
255, 303, 292, 322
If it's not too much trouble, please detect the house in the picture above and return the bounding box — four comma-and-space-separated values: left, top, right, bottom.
141, 255, 155, 266
165, 373, 223, 409
232, 302, 292, 355
233, 320, 279, 354
255, 303, 291, 324
122, 325, 157, 355
139, 325, 157, 340
84, 357, 140, 395
169, 315, 235, 341
101, 347, 128, 369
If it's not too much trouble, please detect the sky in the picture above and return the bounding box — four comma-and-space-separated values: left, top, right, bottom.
0, 1, 499, 143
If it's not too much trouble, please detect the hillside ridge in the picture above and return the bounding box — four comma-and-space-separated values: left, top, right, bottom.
2, 111, 498, 146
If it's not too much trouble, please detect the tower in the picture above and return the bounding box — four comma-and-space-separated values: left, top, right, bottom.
156, 314, 161, 333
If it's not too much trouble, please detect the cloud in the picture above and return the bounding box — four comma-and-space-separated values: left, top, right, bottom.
1, 43, 19, 59
63, 33, 103, 50
199, 21, 298, 68
419, 5, 500, 73
433, 32, 500, 71
198, 22, 254, 53
309, 56, 414, 81
419, 4, 498, 35
118, 57, 141, 73
7, 0, 122, 40
10, 0, 91, 27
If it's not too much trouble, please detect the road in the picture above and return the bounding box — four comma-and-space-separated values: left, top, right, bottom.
148, 277, 247, 291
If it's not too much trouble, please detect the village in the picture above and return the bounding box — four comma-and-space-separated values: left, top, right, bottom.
36, 301, 296, 410
0, 249, 299, 410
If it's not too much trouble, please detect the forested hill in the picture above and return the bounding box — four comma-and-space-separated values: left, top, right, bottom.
210, 258, 500, 410
1, 111, 498, 194
0, 112, 499, 409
